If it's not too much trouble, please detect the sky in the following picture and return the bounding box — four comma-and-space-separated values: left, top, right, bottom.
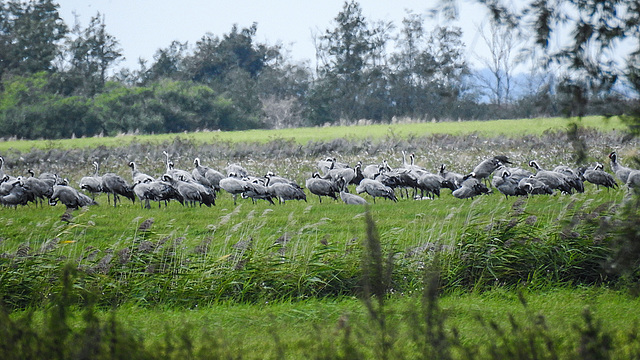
54, 0, 496, 71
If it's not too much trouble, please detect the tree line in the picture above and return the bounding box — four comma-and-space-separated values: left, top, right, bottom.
0, 0, 637, 140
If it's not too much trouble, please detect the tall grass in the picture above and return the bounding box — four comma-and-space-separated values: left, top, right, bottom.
2, 208, 640, 359
0, 186, 626, 309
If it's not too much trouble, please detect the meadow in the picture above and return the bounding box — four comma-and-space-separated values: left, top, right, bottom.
0, 115, 626, 154
1, 116, 640, 359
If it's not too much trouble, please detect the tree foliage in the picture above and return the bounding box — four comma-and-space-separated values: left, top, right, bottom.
65, 12, 122, 96
439, 0, 639, 113
0, 0, 67, 82
0, 0, 637, 139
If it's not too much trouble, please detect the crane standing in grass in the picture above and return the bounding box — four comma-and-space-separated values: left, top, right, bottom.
79, 162, 103, 199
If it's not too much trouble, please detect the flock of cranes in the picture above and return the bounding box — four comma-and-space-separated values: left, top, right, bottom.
0, 150, 638, 210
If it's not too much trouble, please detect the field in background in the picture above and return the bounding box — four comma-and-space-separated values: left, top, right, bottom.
1, 116, 639, 359
0, 116, 625, 153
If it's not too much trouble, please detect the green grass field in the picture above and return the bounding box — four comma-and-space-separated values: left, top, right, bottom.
1, 116, 639, 359
0, 115, 626, 154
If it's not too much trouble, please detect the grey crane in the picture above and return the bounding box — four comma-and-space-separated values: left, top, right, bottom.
362, 162, 388, 179
193, 157, 224, 192
494, 164, 532, 182
305, 173, 339, 203
225, 163, 249, 178
242, 179, 276, 204
267, 181, 307, 204
401, 150, 410, 168
163, 174, 215, 207
518, 176, 554, 195
396, 169, 423, 199
406, 153, 429, 175
528, 160, 574, 194
350, 162, 365, 185
219, 173, 250, 205
265, 171, 300, 187
133, 179, 178, 209
317, 157, 335, 175
136, 178, 183, 208
361, 163, 379, 180
43, 173, 61, 185
21, 170, 54, 206
318, 157, 350, 176
128, 161, 154, 185
181, 176, 215, 207
579, 163, 617, 190
337, 178, 368, 205
0, 175, 8, 190
0, 156, 6, 179
492, 170, 527, 198
340, 190, 369, 205
553, 165, 585, 193
626, 171, 640, 193
469, 156, 510, 184
324, 165, 357, 185
49, 184, 97, 209
416, 173, 448, 199
608, 151, 640, 194
324, 161, 365, 186
166, 161, 194, 182
101, 172, 136, 207
0, 174, 17, 197
608, 151, 636, 184
398, 153, 430, 197
522, 182, 552, 195
355, 178, 397, 203
0, 177, 32, 207
163, 151, 194, 181
452, 175, 490, 199
370, 161, 418, 199
374, 169, 405, 190
133, 180, 157, 209
0, 157, 17, 191
398, 153, 431, 197
439, 164, 464, 190
79, 162, 103, 199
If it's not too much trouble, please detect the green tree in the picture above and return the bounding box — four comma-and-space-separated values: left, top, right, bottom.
89, 82, 155, 135
65, 12, 122, 96
311, 1, 390, 123
144, 79, 248, 132
139, 40, 188, 84
0, 0, 67, 82
185, 23, 268, 84
0, 72, 90, 139
389, 12, 468, 120
182, 23, 280, 127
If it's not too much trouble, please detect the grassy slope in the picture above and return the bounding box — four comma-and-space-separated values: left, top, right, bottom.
0, 115, 625, 153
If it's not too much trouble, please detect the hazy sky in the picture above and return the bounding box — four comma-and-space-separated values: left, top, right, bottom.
53, 0, 505, 70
